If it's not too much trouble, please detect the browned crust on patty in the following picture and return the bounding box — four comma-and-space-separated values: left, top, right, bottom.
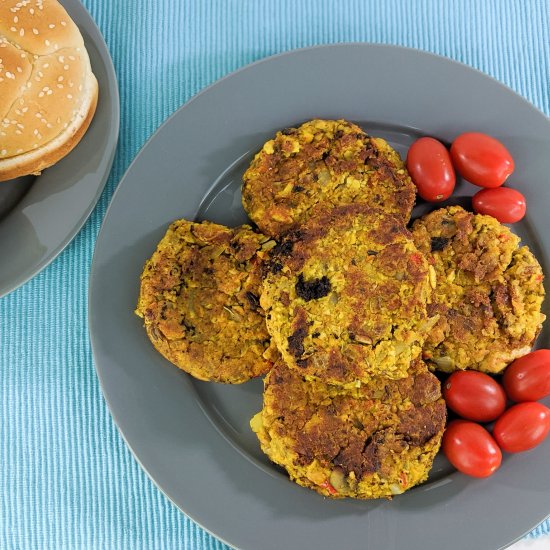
251, 359, 446, 499
261, 204, 436, 385
242, 119, 416, 237
411, 206, 546, 373
135, 220, 275, 383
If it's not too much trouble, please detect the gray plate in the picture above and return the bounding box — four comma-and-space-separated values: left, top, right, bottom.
0, 0, 119, 298
89, 44, 550, 550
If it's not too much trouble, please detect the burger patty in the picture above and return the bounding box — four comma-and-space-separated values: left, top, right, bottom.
242, 119, 416, 237
261, 203, 437, 385
251, 359, 446, 499
411, 205, 546, 373
135, 219, 275, 383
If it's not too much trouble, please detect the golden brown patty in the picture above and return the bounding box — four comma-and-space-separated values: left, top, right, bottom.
242, 119, 416, 237
135, 220, 275, 383
411, 206, 546, 373
251, 359, 446, 499
261, 204, 436, 385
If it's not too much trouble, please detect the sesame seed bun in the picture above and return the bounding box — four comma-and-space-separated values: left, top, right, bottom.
0, 0, 98, 182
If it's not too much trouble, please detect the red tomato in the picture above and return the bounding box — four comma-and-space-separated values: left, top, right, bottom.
442, 420, 502, 478
472, 187, 526, 223
450, 132, 514, 188
493, 402, 550, 453
503, 350, 550, 402
443, 371, 506, 422
406, 137, 456, 202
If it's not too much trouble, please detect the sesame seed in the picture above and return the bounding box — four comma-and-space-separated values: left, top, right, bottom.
15, 130, 22, 135
68, 55, 75, 61
63, 65, 69, 70
29, 8, 34, 14
44, 39, 50, 46
46, 90, 52, 95
16, 66, 22, 73
5, 71, 15, 79
60, 21, 66, 26
48, 24, 55, 29
13, 16, 18, 22
42, 63, 49, 68
38, 91, 44, 98
67, 94, 73, 99
19, 28, 24, 36
10, 27, 17, 32
32, 28, 38, 35
1, 149, 6, 156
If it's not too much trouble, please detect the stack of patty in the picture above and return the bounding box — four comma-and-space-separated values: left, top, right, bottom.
244, 120, 447, 498
135, 118, 545, 499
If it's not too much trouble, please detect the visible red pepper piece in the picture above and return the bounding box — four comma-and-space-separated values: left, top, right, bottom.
319, 480, 338, 495
410, 253, 423, 266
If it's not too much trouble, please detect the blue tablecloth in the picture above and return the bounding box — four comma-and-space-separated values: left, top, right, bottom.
1, 0, 549, 548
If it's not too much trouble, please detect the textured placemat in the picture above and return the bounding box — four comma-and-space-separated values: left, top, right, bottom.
1, 0, 549, 548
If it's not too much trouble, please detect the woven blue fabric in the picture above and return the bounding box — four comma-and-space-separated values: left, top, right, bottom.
1, 0, 549, 548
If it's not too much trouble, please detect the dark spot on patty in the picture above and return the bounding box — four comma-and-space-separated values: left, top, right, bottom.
270, 262, 283, 274
431, 236, 450, 252
245, 292, 260, 310
295, 274, 331, 301
272, 240, 294, 258
287, 326, 308, 358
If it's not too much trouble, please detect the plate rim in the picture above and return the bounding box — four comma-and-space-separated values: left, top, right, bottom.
89, 43, 550, 550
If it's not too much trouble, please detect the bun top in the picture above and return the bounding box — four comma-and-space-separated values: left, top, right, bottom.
0, 0, 93, 160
